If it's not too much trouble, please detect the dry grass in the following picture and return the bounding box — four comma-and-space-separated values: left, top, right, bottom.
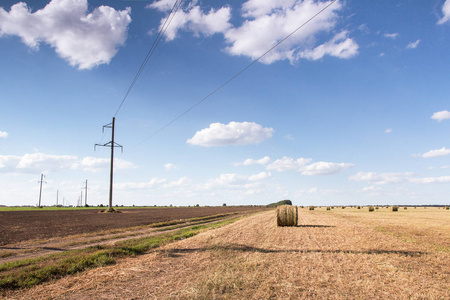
6, 207, 449, 299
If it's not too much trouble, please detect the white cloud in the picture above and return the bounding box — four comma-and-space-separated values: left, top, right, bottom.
206, 171, 272, 188
0, 131, 7, 138
149, 0, 358, 65
248, 171, 272, 181
234, 156, 272, 166
147, 0, 176, 12
0, 152, 76, 173
416, 147, 450, 158
266, 156, 312, 172
0, 153, 137, 174
385, 128, 392, 133
300, 161, 354, 176
438, 0, 450, 24
410, 176, 450, 184
187, 121, 273, 147
0, 0, 131, 69
164, 163, 178, 171
349, 172, 414, 185
265, 156, 353, 175
383, 32, 398, 39
75, 157, 137, 172
431, 110, 450, 122
163, 176, 192, 188
406, 39, 420, 49
298, 31, 359, 60
148, 1, 231, 41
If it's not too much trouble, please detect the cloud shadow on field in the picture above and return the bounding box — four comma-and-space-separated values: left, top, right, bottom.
160, 244, 426, 257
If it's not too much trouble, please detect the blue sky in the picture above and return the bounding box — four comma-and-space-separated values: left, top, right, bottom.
1, 0, 450, 207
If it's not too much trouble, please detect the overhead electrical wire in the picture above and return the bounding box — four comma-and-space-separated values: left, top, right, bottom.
132, 0, 338, 147
113, 0, 184, 118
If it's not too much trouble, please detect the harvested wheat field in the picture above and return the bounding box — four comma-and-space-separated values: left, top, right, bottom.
5, 208, 449, 299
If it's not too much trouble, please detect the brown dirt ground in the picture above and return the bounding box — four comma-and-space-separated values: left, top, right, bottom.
6, 208, 449, 299
0, 206, 268, 246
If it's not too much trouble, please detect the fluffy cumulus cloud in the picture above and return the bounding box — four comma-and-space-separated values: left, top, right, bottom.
300, 161, 354, 176
431, 110, 450, 122
264, 156, 353, 175
164, 163, 178, 171
415, 147, 450, 158
234, 156, 271, 166
298, 30, 358, 61
0, 153, 77, 173
438, 0, 450, 24
147, 0, 231, 41
0, 153, 136, 174
0, 0, 131, 69
266, 156, 312, 172
207, 171, 272, 188
0, 131, 7, 138
148, 0, 358, 64
187, 121, 273, 147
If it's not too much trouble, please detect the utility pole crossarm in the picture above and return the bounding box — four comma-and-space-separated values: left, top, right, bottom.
94, 142, 123, 152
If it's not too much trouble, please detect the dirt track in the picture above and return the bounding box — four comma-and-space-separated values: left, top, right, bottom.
0, 206, 268, 245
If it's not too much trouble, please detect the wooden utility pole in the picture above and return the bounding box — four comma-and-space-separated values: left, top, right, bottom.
95, 117, 123, 211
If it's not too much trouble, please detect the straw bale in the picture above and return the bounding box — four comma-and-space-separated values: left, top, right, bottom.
276, 205, 298, 227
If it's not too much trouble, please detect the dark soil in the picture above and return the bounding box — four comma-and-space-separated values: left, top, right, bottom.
0, 206, 269, 246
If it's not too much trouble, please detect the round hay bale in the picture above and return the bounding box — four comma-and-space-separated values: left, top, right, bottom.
368, 206, 374, 212
276, 205, 298, 227
392, 205, 399, 212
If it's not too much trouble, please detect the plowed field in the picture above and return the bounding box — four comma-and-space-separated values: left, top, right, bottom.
0, 206, 268, 245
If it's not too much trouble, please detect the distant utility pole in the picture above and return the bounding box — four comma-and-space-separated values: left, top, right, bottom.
95, 117, 123, 211
83, 180, 88, 206
38, 174, 46, 207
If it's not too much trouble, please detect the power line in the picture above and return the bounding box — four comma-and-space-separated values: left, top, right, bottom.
114, 0, 184, 118
132, 0, 338, 147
